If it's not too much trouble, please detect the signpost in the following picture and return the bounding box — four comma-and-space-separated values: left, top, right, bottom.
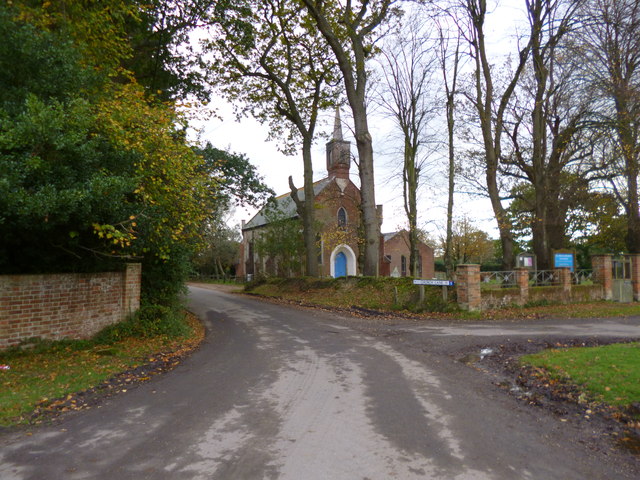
413, 279, 455, 302
413, 279, 455, 286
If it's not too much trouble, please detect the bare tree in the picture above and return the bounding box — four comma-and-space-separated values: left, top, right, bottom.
376, 13, 438, 276
578, 0, 640, 253
499, 0, 592, 268
459, 0, 533, 270
434, 10, 463, 276
298, 0, 398, 276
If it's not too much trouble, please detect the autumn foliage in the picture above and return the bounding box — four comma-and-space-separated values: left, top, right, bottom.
0, 2, 215, 306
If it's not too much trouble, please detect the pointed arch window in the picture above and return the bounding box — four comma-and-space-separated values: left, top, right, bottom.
337, 207, 347, 228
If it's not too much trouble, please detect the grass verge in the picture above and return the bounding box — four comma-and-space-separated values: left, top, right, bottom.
482, 302, 640, 321
244, 276, 640, 321
520, 342, 640, 410
0, 311, 204, 427
245, 276, 454, 313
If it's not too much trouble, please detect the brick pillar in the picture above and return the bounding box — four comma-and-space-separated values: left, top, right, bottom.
556, 267, 572, 302
592, 254, 613, 300
123, 263, 142, 317
237, 242, 246, 279
456, 264, 481, 311
629, 254, 640, 302
515, 268, 529, 305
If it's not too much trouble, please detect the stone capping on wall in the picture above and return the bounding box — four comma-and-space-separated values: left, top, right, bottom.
0, 263, 141, 350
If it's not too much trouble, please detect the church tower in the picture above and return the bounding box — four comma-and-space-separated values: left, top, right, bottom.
326, 107, 351, 179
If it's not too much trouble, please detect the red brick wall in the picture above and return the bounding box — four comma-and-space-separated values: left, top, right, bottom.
383, 231, 434, 279
0, 264, 141, 349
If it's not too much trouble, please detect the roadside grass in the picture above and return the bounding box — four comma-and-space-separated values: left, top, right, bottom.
244, 276, 640, 320
245, 276, 453, 313
0, 311, 203, 427
490, 302, 640, 320
520, 342, 640, 410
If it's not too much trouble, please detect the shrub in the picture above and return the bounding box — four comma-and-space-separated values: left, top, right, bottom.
94, 304, 189, 344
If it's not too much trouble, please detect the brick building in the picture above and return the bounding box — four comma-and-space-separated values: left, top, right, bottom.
237, 110, 434, 278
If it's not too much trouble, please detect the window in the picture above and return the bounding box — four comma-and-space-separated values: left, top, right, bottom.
417, 254, 423, 278
337, 207, 347, 227
401, 255, 407, 277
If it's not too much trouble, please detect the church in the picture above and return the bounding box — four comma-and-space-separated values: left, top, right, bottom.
237, 111, 434, 279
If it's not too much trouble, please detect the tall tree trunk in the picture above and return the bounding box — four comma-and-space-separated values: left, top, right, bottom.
617, 99, 640, 253
465, 0, 525, 270
352, 108, 380, 276
529, 0, 551, 270
445, 91, 456, 276
486, 159, 515, 270
301, 139, 318, 276
532, 194, 550, 269
298, 0, 389, 276
403, 139, 419, 276
289, 135, 318, 276
627, 172, 640, 253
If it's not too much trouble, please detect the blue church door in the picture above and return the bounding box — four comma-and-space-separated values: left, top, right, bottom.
335, 252, 347, 278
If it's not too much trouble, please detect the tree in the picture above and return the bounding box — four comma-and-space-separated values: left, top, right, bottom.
500, 0, 593, 269
577, 0, 640, 253
459, 0, 533, 270
193, 143, 273, 278
193, 210, 242, 278
204, 0, 340, 276
123, 0, 213, 102
0, 4, 219, 308
435, 8, 463, 277
253, 206, 305, 276
298, 0, 398, 276
441, 216, 495, 266
196, 142, 274, 211
0, 6, 136, 273
376, 13, 438, 277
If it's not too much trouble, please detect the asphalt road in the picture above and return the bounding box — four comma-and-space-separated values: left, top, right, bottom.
1, 285, 639, 479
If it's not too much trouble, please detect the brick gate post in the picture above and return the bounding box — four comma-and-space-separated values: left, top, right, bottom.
591, 255, 613, 300
556, 267, 572, 302
628, 254, 640, 302
123, 263, 142, 317
456, 264, 481, 311
515, 268, 529, 305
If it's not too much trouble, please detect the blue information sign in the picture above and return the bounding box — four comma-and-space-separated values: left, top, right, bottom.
554, 253, 574, 272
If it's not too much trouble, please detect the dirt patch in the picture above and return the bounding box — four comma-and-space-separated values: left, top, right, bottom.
459, 337, 640, 456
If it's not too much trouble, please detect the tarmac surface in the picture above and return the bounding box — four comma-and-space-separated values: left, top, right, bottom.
1, 284, 639, 479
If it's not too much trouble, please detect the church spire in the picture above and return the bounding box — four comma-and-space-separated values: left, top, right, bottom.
326, 106, 351, 179
332, 106, 343, 141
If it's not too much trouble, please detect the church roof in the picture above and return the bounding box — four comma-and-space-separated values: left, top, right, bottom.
243, 176, 334, 230
383, 231, 401, 242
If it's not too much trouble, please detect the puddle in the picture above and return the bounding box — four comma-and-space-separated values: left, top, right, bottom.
459, 348, 494, 365
459, 353, 481, 365
480, 348, 494, 358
